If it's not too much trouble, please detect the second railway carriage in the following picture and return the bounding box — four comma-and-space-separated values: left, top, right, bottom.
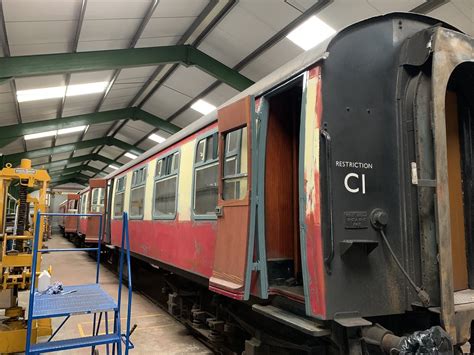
77, 186, 89, 245
57, 193, 79, 239
77, 179, 107, 246
101, 13, 474, 354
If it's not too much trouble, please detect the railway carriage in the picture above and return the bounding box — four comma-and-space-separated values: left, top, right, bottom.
98, 13, 473, 354
77, 179, 107, 247
57, 193, 79, 240
77, 186, 89, 244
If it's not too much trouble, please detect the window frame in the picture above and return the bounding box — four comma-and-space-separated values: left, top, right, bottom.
192, 129, 219, 220
91, 188, 99, 205
91, 187, 105, 213
85, 191, 90, 214
222, 127, 247, 201
129, 165, 148, 220
113, 175, 127, 219
79, 192, 87, 215
152, 149, 180, 220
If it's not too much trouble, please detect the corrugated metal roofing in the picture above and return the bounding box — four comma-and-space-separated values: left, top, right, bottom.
0, 0, 471, 188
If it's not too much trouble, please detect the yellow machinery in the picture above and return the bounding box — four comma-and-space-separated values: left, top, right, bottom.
0, 159, 52, 353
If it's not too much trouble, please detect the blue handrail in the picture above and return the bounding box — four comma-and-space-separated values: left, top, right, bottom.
25, 211, 132, 354
117, 212, 133, 354
39, 248, 98, 252
25, 211, 104, 354
25, 211, 43, 354
42, 212, 102, 217
96, 213, 104, 283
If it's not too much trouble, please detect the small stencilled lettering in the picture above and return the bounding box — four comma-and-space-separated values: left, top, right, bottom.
335, 161, 373, 169
344, 211, 369, 229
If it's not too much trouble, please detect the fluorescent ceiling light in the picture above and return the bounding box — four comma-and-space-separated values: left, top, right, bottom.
66, 82, 109, 97
57, 125, 86, 135
17, 87, 65, 103
24, 125, 86, 140
148, 133, 165, 144
17, 81, 109, 103
124, 152, 137, 159
24, 130, 57, 140
286, 16, 335, 51
191, 99, 216, 115
109, 165, 119, 170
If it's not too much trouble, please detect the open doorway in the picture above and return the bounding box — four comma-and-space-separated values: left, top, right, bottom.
263, 78, 304, 299
445, 63, 474, 292
446, 89, 468, 291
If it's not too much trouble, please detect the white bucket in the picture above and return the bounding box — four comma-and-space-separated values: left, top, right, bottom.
38, 270, 51, 292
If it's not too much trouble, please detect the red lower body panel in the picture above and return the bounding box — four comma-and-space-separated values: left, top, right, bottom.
79, 218, 87, 235
65, 216, 77, 234
86, 215, 102, 244
111, 219, 217, 278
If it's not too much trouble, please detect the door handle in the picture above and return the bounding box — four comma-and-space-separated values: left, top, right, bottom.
215, 206, 223, 217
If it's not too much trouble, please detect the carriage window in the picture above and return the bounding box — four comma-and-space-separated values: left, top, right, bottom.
80, 193, 87, 214
68, 199, 76, 211
196, 139, 206, 163
193, 133, 218, 217
154, 152, 180, 219
91, 188, 105, 213
99, 189, 105, 205
84, 192, 89, 214
130, 166, 147, 219
114, 176, 126, 218
226, 129, 240, 152
171, 152, 180, 172
156, 159, 163, 177
92, 189, 99, 205
223, 127, 247, 200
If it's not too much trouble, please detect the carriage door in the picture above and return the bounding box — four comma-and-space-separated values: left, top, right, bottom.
209, 96, 254, 300
86, 178, 107, 244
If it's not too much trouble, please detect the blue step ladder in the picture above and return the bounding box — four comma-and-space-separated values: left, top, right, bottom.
25, 211, 133, 354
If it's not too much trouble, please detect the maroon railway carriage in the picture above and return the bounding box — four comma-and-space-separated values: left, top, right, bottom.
57, 193, 79, 239
77, 179, 107, 247
97, 13, 473, 354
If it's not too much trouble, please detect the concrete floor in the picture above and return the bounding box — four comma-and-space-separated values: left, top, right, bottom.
19, 234, 211, 355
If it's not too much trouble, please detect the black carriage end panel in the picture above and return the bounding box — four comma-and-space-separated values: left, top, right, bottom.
320, 14, 444, 318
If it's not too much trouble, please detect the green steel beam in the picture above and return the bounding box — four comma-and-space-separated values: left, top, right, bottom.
51, 173, 89, 184
33, 154, 122, 170
110, 138, 144, 154
0, 45, 254, 91
185, 47, 254, 91
0, 137, 17, 149
50, 179, 87, 187
91, 154, 120, 166
49, 165, 102, 175
50, 178, 87, 187
49, 170, 81, 178
6, 137, 109, 163
33, 154, 95, 169
49, 169, 106, 179
1, 109, 131, 140
0, 108, 180, 148
4, 137, 144, 164
51, 172, 90, 181
132, 108, 180, 134
0, 109, 132, 148
50, 170, 80, 177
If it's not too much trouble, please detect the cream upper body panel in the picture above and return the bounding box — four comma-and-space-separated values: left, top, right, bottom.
143, 159, 156, 221
177, 141, 194, 222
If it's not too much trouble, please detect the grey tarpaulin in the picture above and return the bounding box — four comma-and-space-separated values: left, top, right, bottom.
399, 326, 453, 354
